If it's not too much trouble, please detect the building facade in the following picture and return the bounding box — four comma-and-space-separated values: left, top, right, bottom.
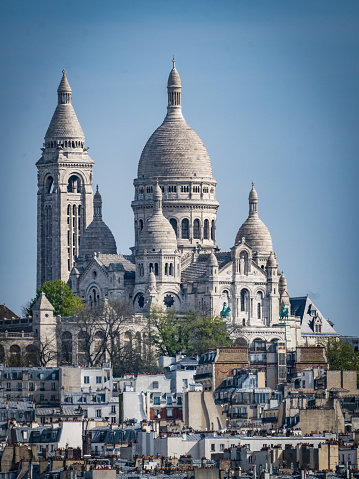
32, 61, 339, 359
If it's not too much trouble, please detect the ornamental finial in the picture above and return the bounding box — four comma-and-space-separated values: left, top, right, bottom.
252, 181, 254, 188
62, 69, 66, 75
96, 184, 99, 192
172, 56, 176, 69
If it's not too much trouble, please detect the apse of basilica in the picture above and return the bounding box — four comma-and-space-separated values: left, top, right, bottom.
36, 60, 337, 352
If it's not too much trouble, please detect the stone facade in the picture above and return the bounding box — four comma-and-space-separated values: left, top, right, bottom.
34, 61, 339, 358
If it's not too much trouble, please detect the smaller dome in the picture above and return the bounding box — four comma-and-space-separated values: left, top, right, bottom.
167, 65, 181, 87
279, 272, 288, 294
138, 183, 177, 253
149, 271, 156, 284
208, 252, 218, 267
78, 186, 117, 258
138, 211, 177, 253
266, 252, 277, 268
79, 219, 117, 258
57, 70, 72, 93
249, 182, 258, 203
235, 184, 273, 257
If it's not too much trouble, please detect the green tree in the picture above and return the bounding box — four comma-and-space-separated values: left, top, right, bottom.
324, 338, 359, 372
149, 308, 231, 358
27, 280, 83, 317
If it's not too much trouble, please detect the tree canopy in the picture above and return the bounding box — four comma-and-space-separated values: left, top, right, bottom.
324, 338, 359, 372
27, 280, 83, 317
149, 308, 231, 357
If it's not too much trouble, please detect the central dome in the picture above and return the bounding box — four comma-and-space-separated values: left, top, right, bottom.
138, 118, 212, 179
137, 60, 212, 179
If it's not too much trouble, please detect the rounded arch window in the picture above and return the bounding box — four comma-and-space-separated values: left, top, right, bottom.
170, 218, 177, 237
61, 331, 73, 363
67, 175, 81, 193
139, 219, 144, 231
211, 220, 215, 241
251, 338, 266, 352
193, 219, 200, 239
46, 176, 54, 194
92, 270, 97, 279
240, 288, 249, 312
203, 219, 209, 240
181, 218, 189, 239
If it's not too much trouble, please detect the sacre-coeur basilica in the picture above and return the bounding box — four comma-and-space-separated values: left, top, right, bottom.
35, 59, 338, 355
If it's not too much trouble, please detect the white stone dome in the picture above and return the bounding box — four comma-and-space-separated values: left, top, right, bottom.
137, 62, 212, 180
138, 183, 177, 253
79, 186, 117, 258
235, 184, 273, 257
138, 212, 177, 253
79, 219, 117, 258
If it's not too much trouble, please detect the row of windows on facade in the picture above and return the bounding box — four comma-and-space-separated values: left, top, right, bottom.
45, 140, 84, 149
5, 382, 57, 391
4, 394, 58, 402
140, 185, 211, 195
152, 396, 182, 406
137, 262, 175, 277
138, 217, 215, 240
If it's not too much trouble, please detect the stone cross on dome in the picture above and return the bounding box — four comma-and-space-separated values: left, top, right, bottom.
172, 56, 176, 68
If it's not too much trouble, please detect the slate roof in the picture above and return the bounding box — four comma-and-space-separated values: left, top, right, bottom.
91, 426, 139, 444
181, 252, 231, 281
12, 425, 62, 443
290, 296, 337, 336
0, 304, 19, 320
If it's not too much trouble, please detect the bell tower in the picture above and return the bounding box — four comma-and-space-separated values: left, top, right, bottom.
36, 70, 94, 288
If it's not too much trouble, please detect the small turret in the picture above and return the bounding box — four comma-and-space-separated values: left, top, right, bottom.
166, 57, 182, 119
248, 181, 258, 215
93, 185, 102, 218
279, 271, 288, 295
207, 252, 218, 277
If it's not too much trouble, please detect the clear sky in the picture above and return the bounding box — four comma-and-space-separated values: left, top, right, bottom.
0, 0, 358, 335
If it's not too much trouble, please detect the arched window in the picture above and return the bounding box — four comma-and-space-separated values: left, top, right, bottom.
67, 175, 81, 193
135, 332, 141, 354
0, 344, 4, 363
154, 263, 159, 276
193, 219, 200, 239
181, 218, 189, 239
170, 218, 177, 236
46, 176, 54, 194
124, 332, 132, 351
25, 345, 39, 366
169, 263, 173, 276
9, 345, 21, 367
204, 219, 209, 239
241, 289, 249, 312
94, 331, 105, 362
77, 331, 87, 366
89, 287, 100, 307
256, 291, 263, 319
139, 219, 143, 231
211, 220, 215, 241
61, 331, 73, 363
165, 263, 168, 275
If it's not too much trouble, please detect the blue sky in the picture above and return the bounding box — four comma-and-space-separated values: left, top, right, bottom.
0, 0, 358, 335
